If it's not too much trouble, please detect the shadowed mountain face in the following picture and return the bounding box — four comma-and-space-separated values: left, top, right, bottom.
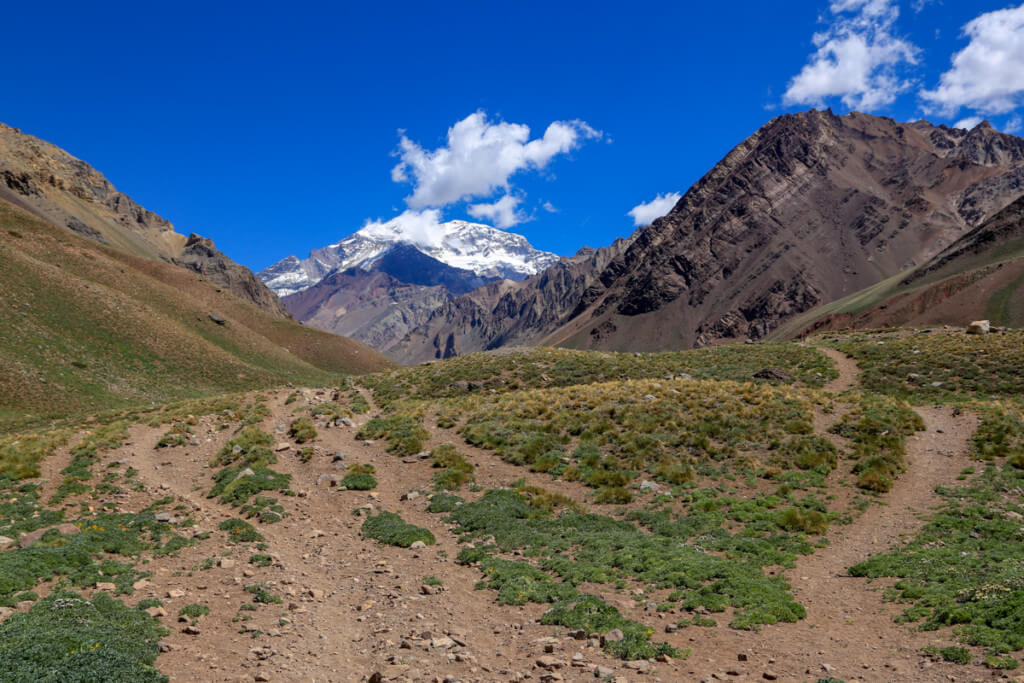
392, 111, 1024, 362
0, 122, 287, 317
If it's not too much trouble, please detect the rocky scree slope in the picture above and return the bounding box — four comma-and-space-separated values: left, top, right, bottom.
0, 122, 287, 317
394, 110, 1024, 362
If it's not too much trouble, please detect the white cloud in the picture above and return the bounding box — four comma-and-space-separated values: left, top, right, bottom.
358, 209, 447, 249
541, 201, 558, 213
467, 194, 528, 229
953, 116, 984, 130
627, 192, 682, 227
921, 4, 1024, 117
1005, 115, 1023, 133
392, 111, 601, 212
784, 0, 919, 110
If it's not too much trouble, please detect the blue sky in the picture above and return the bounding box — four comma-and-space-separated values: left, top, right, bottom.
3, 1, 1023, 269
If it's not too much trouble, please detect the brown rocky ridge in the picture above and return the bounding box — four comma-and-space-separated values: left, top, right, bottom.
0, 121, 286, 317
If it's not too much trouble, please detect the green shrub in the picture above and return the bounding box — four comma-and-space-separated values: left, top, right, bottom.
940, 646, 972, 664
248, 554, 273, 567
361, 511, 435, 547
178, 603, 210, 619
357, 416, 429, 456
340, 472, 377, 490
776, 508, 829, 535
211, 428, 275, 467
426, 493, 464, 513
218, 518, 264, 543
244, 583, 282, 604
208, 465, 291, 506
288, 417, 317, 443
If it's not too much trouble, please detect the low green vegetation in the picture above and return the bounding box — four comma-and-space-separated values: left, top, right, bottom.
0, 430, 71, 479
431, 444, 475, 491
51, 421, 130, 504
356, 415, 430, 456
340, 464, 377, 490
456, 378, 833, 499
211, 427, 276, 468
360, 344, 837, 408
218, 518, 264, 543
829, 394, 924, 492
361, 511, 436, 547
826, 329, 1024, 401
288, 417, 317, 443
850, 403, 1024, 666
0, 591, 168, 682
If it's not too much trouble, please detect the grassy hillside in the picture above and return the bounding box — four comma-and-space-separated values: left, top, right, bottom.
0, 199, 393, 431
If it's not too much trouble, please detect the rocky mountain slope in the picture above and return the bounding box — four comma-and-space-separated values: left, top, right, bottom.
0, 194, 392, 431
393, 111, 1024, 362
259, 218, 558, 297
782, 193, 1024, 335
0, 122, 287, 317
282, 267, 453, 354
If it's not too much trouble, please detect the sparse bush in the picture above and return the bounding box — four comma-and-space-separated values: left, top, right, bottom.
288, 417, 317, 443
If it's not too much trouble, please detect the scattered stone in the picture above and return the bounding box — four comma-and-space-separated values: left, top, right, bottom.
166, 589, 186, 599
625, 660, 650, 671
155, 513, 173, 523
409, 540, 427, 549
307, 588, 324, 600
132, 579, 150, 590
752, 367, 795, 383
95, 582, 117, 591
601, 629, 624, 645
737, 654, 748, 662
401, 491, 420, 501
316, 474, 338, 487
274, 442, 291, 452
332, 451, 346, 462
18, 523, 80, 547
536, 655, 564, 670
420, 584, 441, 595
639, 480, 660, 492
664, 623, 678, 633
219, 558, 235, 569
0, 535, 13, 549
208, 314, 225, 325
763, 672, 779, 681
967, 320, 990, 335
145, 606, 167, 618
183, 625, 201, 635
431, 637, 456, 649
239, 468, 255, 478
306, 529, 326, 539
594, 666, 614, 678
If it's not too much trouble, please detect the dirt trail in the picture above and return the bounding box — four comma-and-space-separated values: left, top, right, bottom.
818, 346, 862, 394
13, 350, 990, 682
665, 348, 983, 682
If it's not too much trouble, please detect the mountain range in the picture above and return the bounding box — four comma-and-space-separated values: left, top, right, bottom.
382, 110, 1024, 362
6, 108, 1024, 380
258, 219, 558, 297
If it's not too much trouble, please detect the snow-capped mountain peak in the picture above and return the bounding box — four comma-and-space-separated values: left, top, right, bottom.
258, 219, 558, 297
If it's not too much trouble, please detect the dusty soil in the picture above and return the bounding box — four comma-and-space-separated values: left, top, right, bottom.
8, 350, 1006, 683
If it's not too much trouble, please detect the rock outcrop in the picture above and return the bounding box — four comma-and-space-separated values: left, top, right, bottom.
0, 122, 288, 317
